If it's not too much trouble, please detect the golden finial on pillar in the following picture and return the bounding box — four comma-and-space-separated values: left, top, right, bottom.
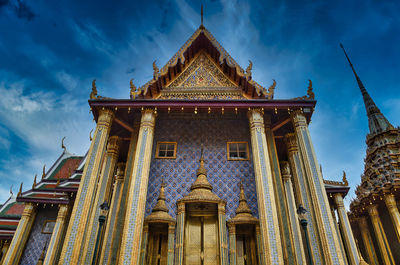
42, 165, 46, 180
307, 79, 315, 99
32, 174, 37, 189
17, 182, 23, 197
90, 79, 98, 99
342, 171, 349, 186
61, 136, 66, 152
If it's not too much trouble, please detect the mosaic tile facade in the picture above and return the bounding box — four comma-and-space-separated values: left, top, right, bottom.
145, 113, 258, 220
19, 207, 57, 265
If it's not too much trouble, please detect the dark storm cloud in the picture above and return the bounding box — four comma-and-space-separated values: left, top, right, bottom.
0, 0, 35, 21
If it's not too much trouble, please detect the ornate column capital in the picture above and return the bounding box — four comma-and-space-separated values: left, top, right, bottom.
227, 223, 236, 234
106, 136, 121, 157
218, 203, 226, 215
334, 193, 345, 208
22, 203, 36, 218
177, 202, 185, 214
367, 204, 379, 217
284, 133, 299, 153
168, 224, 175, 234
116, 162, 126, 181
98, 108, 114, 128
384, 194, 396, 209
280, 161, 291, 182
57, 204, 69, 220
140, 108, 157, 129
290, 110, 307, 128
247, 108, 265, 130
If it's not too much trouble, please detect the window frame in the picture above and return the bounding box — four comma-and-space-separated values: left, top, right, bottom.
155, 141, 178, 159
227, 141, 249, 161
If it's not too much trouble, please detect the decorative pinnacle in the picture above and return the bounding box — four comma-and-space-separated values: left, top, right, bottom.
197, 148, 206, 176
42, 165, 46, 180
32, 174, 37, 189
340, 43, 393, 135
152, 180, 168, 213
191, 148, 213, 191
17, 182, 23, 197
61, 136, 66, 152
201, 4, 204, 26
236, 183, 252, 215
90, 79, 98, 99
342, 171, 349, 186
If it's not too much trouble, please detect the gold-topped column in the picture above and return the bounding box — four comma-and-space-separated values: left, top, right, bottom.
367, 204, 395, 265
280, 161, 307, 265
1, 203, 36, 265
118, 109, 157, 265
174, 202, 185, 265
228, 224, 236, 265
384, 194, 400, 242
108, 118, 141, 265
358, 217, 379, 265
291, 110, 344, 265
0, 241, 10, 264
248, 108, 283, 265
334, 194, 359, 265
43, 204, 69, 265
81, 135, 121, 264
99, 162, 126, 265
167, 224, 175, 265
264, 116, 295, 264
218, 203, 228, 265
139, 224, 149, 265
284, 133, 323, 264
59, 108, 114, 265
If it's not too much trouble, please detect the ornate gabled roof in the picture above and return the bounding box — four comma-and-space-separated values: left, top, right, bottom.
17, 150, 83, 204
131, 25, 276, 100
0, 195, 24, 239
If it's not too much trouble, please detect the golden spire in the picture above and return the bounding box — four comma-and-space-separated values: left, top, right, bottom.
191, 148, 212, 191
235, 183, 253, 215
145, 180, 175, 224
17, 182, 23, 197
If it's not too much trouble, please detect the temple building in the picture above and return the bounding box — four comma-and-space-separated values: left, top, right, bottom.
1, 15, 366, 265
341, 46, 400, 265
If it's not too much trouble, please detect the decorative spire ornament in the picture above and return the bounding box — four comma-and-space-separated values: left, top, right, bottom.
340, 43, 393, 135
307, 79, 315, 99
32, 174, 37, 189
342, 171, 349, 186
61, 136, 66, 152
90, 79, 98, 99
42, 165, 46, 180
17, 182, 23, 197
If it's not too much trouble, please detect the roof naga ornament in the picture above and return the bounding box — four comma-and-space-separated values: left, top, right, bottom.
61, 136, 66, 152
245, 60, 253, 80
342, 171, 348, 186
89, 79, 98, 99
42, 165, 46, 180
307, 79, 315, 99
17, 182, 23, 197
130, 78, 141, 99
267, 79, 276, 99
32, 174, 37, 189
153, 60, 160, 80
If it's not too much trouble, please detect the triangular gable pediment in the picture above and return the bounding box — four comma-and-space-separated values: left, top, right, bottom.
159, 52, 246, 99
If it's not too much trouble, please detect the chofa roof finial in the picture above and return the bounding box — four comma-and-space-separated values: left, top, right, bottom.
342, 171, 348, 186
307, 80, 315, 99
90, 79, 98, 99
61, 136, 66, 152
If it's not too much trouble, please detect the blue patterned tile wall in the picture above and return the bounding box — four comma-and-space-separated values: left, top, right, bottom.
20, 206, 57, 265
145, 113, 258, 220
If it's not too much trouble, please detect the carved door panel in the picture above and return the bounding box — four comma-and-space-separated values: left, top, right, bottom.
147, 231, 168, 265
203, 216, 219, 265
184, 216, 202, 265
236, 235, 245, 265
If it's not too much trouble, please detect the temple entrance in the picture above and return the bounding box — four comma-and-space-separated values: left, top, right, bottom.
184, 203, 219, 265
235, 224, 258, 265
146, 223, 169, 265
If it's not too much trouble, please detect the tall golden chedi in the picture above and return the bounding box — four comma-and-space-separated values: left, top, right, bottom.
1, 10, 362, 265
341, 45, 400, 265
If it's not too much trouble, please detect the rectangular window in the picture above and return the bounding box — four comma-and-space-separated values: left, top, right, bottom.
227, 142, 249, 160
155, 142, 177, 159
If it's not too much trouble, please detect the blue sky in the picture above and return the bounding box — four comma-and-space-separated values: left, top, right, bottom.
0, 0, 399, 206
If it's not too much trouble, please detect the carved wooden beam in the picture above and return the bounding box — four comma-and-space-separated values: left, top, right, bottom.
114, 118, 134, 133
272, 118, 291, 132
